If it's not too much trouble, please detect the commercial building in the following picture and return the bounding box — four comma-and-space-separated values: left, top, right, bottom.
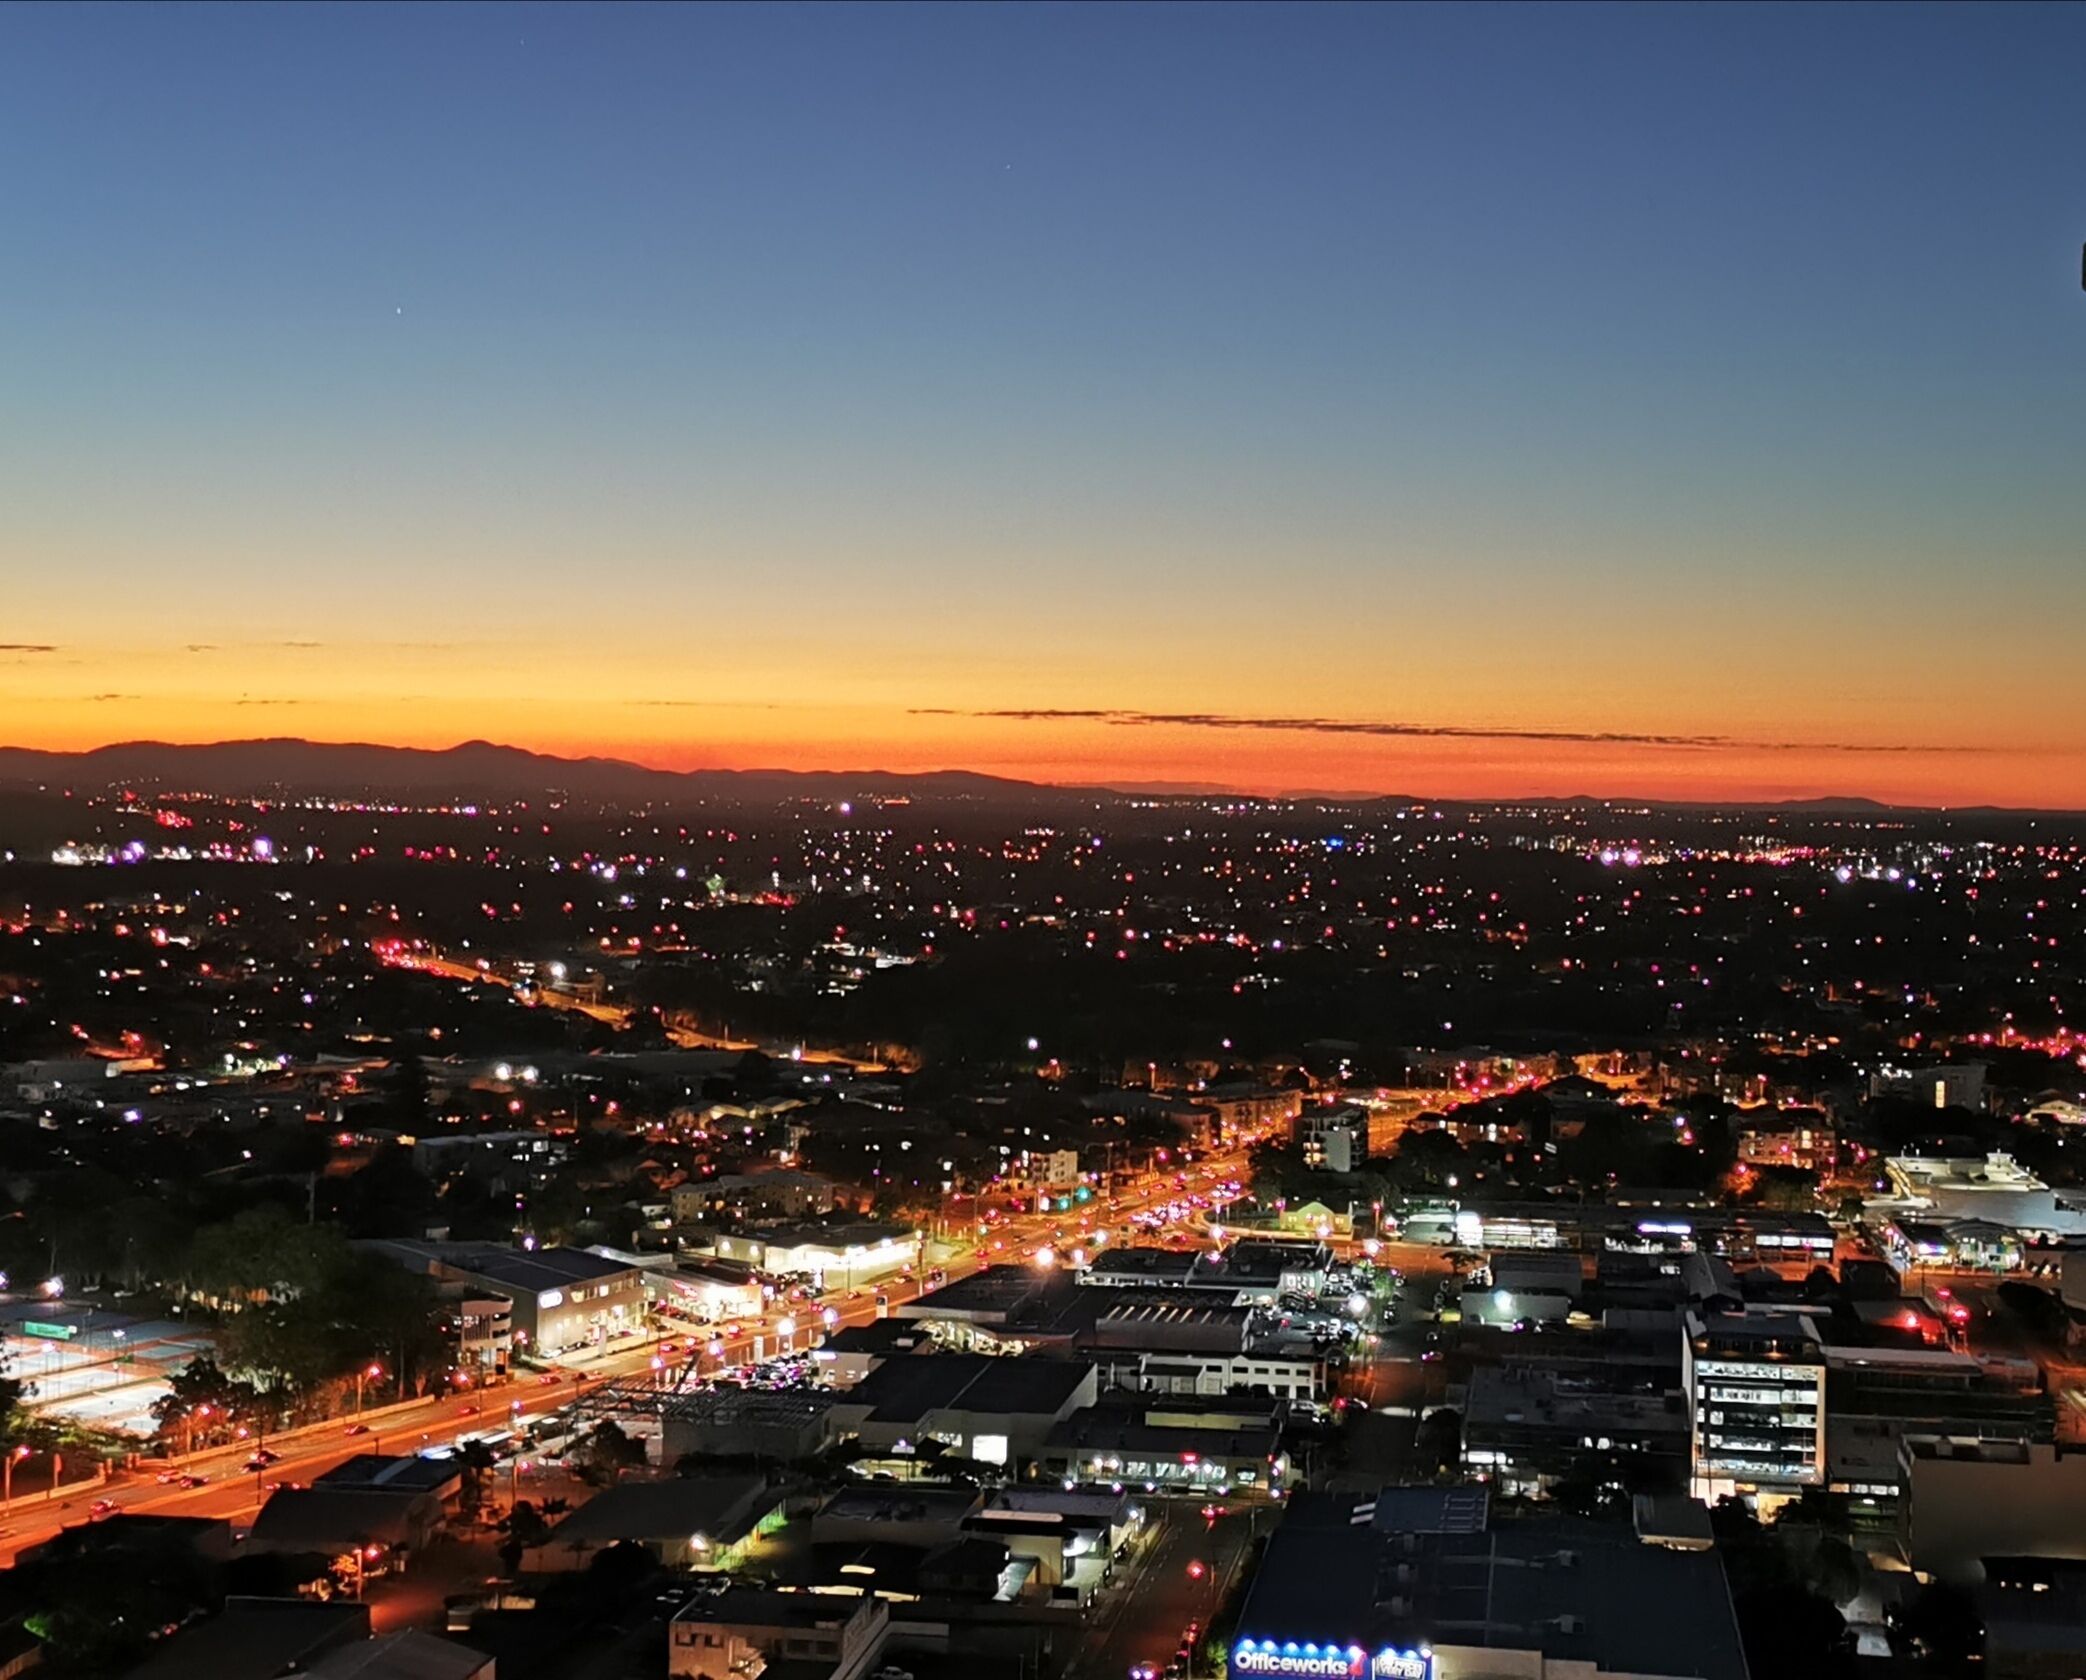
449, 1293, 514, 1377
826, 1352, 1097, 1467
651, 1259, 765, 1325
1461, 1364, 1688, 1497
362, 1241, 648, 1358
522, 1475, 784, 1573
406, 1129, 564, 1184
1201, 1084, 1306, 1135
17, 1513, 234, 1570
1683, 1309, 1827, 1499
671, 1170, 839, 1224
1296, 1104, 1372, 1173
246, 1486, 443, 1566
1870, 1062, 1987, 1111
1080, 1248, 1202, 1289
1190, 1240, 1332, 1304
1128, 1347, 1322, 1402
893, 1270, 1324, 1398
1735, 1108, 1836, 1172
1230, 1487, 1748, 1680
1038, 1393, 1291, 1495
1075, 1242, 1333, 1304
314, 1453, 465, 1505
658, 1387, 843, 1467
1420, 1200, 1835, 1265
668, 1587, 888, 1680
1822, 1345, 2050, 1497
813, 1319, 937, 1387
120, 1598, 372, 1680
305, 1633, 494, 1680
811, 1484, 984, 1550
1899, 1436, 2086, 1585
1871, 1153, 2086, 1259
694, 1220, 921, 1288
1981, 1556, 2086, 1679
978, 1485, 1141, 1564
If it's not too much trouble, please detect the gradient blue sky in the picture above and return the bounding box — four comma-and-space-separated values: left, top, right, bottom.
4, 2, 2082, 801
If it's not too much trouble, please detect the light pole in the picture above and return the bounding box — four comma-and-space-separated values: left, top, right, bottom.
355, 1363, 383, 1416
3, 1444, 28, 1504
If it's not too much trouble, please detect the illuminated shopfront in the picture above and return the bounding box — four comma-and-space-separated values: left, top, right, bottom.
1230, 1640, 1431, 1680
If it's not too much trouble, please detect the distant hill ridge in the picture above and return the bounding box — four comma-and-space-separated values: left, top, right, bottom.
0, 736, 2034, 813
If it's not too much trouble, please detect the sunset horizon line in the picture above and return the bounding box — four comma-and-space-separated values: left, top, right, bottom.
0, 730, 2071, 814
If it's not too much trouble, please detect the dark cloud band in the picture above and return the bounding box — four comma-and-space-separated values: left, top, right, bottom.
910, 707, 1965, 755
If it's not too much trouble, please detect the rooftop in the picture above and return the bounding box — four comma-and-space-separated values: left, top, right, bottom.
304, 1631, 492, 1680
671, 1585, 879, 1631
247, 1488, 426, 1550
122, 1597, 371, 1680
818, 1484, 984, 1524
1237, 1510, 1746, 1680
1463, 1364, 1686, 1438
539, 1475, 775, 1545
360, 1238, 639, 1292
315, 1454, 464, 1495
839, 1352, 1094, 1424
656, 1385, 840, 1428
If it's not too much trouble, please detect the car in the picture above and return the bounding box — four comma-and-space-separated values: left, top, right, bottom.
537, 1372, 563, 1385
154, 1469, 183, 1484
251, 1447, 281, 1465
88, 1499, 119, 1520
244, 1456, 273, 1473
174, 1474, 207, 1489
343, 1422, 370, 1436
1129, 1666, 1159, 1680
458, 1404, 481, 1417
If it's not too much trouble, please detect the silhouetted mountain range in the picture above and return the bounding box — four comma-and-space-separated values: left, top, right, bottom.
0, 737, 2049, 814
0, 738, 1037, 803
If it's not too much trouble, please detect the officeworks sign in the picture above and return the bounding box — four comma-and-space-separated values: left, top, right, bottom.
1231, 1640, 1431, 1680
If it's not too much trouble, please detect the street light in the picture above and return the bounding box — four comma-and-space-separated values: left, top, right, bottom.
3, 1443, 29, 1504
355, 1363, 384, 1415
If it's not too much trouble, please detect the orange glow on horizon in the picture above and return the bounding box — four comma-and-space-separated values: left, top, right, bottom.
2, 632, 2078, 808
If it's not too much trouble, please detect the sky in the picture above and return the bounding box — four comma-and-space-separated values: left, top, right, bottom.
3, 1, 2083, 805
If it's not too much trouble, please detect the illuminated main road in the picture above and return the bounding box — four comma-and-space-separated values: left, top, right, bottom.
374, 943, 872, 1067
0, 1140, 1264, 1567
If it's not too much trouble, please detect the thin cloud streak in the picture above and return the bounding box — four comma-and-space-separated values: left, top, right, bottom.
911, 707, 1973, 755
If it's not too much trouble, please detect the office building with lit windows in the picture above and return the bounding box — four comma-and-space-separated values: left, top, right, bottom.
1683, 1309, 1826, 1500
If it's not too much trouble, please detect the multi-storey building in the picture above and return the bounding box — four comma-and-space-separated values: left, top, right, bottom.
1683, 1309, 1826, 1500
